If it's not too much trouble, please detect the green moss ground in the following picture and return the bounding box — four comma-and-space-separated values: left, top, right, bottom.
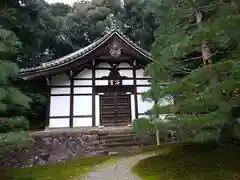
132, 142, 240, 180
2, 155, 112, 180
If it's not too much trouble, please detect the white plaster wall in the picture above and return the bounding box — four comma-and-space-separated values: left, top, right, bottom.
51, 74, 70, 86
118, 63, 131, 68
138, 115, 149, 119
135, 69, 145, 78
95, 95, 100, 126
75, 69, 92, 78
122, 79, 134, 85
51, 87, 70, 95
49, 118, 70, 128
95, 70, 110, 78
50, 96, 70, 116
95, 80, 108, 86
74, 87, 92, 94
137, 94, 153, 114
74, 80, 92, 85
97, 62, 111, 68
131, 94, 136, 121
137, 86, 150, 93
73, 118, 92, 127
136, 79, 150, 85
73, 96, 92, 116
159, 96, 174, 106
119, 69, 133, 78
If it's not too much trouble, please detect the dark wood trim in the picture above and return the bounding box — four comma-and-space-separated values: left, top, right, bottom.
136, 84, 151, 87
50, 85, 70, 88
51, 94, 71, 96
74, 77, 150, 80
69, 74, 74, 127
99, 94, 103, 126
45, 78, 51, 128
95, 67, 134, 70
75, 93, 93, 96
95, 85, 134, 93
50, 84, 149, 89
74, 78, 93, 80
92, 61, 96, 126
51, 93, 93, 96
50, 115, 92, 119
133, 63, 138, 119
51, 85, 93, 88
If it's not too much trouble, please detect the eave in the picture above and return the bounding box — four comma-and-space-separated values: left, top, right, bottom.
20, 29, 153, 80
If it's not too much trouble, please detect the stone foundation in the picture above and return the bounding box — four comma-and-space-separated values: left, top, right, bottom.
0, 131, 101, 168
0, 127, 156, 168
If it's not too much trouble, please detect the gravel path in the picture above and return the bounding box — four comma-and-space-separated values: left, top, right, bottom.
80, 153, 155, 180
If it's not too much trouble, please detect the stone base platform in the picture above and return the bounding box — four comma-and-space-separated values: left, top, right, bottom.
32, 126, 133, 136
1, 126, 154, 168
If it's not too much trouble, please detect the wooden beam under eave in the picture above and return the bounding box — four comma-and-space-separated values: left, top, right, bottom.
92, 60, 96, 127
69, 69, 74, 128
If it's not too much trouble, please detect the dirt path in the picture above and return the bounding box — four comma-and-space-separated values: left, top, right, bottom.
79, 153, 155, 180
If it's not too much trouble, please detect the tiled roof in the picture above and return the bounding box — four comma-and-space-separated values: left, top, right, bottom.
20, 29, 152, 74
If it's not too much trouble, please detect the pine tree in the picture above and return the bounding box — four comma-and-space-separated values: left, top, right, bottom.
145, 0, 240, 142
0, 27, 32, 150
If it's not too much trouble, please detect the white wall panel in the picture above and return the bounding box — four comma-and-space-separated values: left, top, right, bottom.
74, 87, 92, 94
51, 87, 70, 95
95, 70, 110, 78
49, 118, 70, 128
137, 86, 150, 93
74, 80, 92, 85
118, 63, 131, 68
75, 69, 92, 78
51, 74, 70, 86
73, 118, 92, 127
73, 96, 92, 116
137, 94, 153, 114
97, 63, 111, 68
96, 80, 108, 86
131, 94, 136, 121
95, 95, 100, 126
119, 69, 133, 78
50, 96, 70, 116
138, 115, 149, 119
122, 79, 134, 85
136, 79, 150, 85
136, 69, 145, 78
159, 95, 174, 106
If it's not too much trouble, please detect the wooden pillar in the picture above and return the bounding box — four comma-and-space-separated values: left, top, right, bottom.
69, 70, 74, 128
45, 77, 51, 129
92, 60, 96, 126
133, 61, 138, 119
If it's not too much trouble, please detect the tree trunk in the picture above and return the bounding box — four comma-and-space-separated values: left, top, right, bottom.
201, 40, 213, 65
156, 128, 160, 146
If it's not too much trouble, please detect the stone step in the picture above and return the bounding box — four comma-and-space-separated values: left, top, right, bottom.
98, 133, 136, 140
98, 130, 134, 135
100, 136, 138, 144
101, 141, 141, 148
98, 145, 140, 151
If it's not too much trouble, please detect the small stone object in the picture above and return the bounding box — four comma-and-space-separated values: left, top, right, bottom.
108, 152, 119, 156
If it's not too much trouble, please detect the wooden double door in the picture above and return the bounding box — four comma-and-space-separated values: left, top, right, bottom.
100, 92, 131, 126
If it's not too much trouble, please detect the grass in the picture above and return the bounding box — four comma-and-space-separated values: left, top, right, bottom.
2, 155, 112, 180
132, 141, 240, 180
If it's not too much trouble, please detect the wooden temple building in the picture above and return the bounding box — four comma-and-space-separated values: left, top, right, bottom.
20, 29, 170, 129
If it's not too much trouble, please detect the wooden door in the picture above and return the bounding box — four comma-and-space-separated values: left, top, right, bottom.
100, 93, 131, 126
